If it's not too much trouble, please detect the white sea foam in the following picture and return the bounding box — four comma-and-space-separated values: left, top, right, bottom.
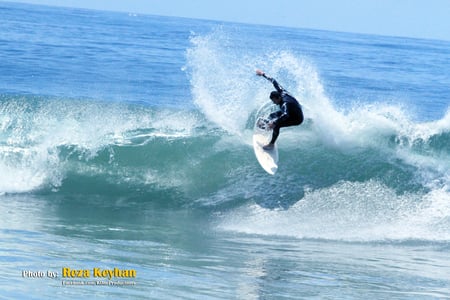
218, 180, 450, 242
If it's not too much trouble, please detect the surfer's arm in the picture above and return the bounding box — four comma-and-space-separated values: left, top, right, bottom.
256, 69, 283, 93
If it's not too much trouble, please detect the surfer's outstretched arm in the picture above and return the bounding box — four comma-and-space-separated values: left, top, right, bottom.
255, 69, 283, 93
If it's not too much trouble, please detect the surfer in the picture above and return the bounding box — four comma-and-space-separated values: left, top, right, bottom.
256, 69, 304, 150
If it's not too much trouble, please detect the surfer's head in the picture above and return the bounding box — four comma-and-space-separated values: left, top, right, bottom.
270, 91, 281, 104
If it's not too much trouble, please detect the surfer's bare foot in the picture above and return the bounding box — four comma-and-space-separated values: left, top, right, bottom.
263, 143, 274, 150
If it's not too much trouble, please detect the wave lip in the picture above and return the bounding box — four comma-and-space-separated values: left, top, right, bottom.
0, 95, 207, 195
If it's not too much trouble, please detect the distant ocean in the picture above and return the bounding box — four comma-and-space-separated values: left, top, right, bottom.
1, 2, 450, 299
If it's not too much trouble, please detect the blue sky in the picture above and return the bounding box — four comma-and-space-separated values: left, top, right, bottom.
8, 0, 450, 41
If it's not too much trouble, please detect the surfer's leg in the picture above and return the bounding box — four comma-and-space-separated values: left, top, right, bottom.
269, 125, 280, 144
263, 125, 280, 150
268, 118, 298, 145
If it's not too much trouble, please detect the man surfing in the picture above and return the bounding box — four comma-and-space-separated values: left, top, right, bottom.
256, 69, 304, 150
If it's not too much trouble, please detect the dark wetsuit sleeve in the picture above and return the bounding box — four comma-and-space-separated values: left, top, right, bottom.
262, 74, 283, 93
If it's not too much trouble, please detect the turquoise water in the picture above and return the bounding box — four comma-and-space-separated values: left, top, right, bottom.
1, 2, 450, 299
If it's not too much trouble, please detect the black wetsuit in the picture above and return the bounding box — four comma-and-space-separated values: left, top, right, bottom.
263, 74, 304, 144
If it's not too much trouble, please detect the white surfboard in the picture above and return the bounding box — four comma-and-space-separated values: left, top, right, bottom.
252, 103, 279, 175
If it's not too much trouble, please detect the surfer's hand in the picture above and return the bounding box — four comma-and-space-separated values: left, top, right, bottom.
256, 69, 265, 76
268, 121, 275, 129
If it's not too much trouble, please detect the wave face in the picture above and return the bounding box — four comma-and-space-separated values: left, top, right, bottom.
2, 28, 450, 242
187, 29, 450, 242
0, 95, 212, 197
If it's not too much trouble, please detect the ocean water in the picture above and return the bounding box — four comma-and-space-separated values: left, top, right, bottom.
1, 2, 450, 299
